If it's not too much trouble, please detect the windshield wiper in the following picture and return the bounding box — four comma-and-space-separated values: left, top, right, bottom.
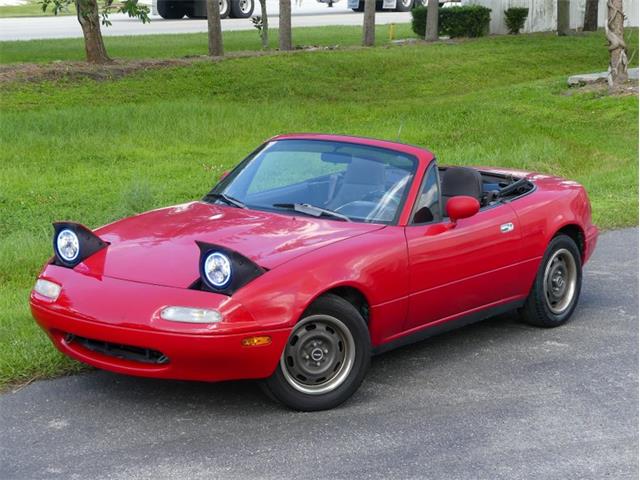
273, 203, 351, 222
204, 192, 247, 209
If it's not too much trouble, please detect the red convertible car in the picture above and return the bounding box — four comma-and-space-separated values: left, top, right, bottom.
31, 134, 598, 410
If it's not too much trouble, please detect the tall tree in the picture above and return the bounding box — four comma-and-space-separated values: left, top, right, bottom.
425, 0, 438, 42
557, 0, 570, 36
206, 0, 224, 56
279, 0, 292, 50
583, 0, 598, 31
606, 0, 628, 87
362, 0, 375, 46
41, 0, 149, 64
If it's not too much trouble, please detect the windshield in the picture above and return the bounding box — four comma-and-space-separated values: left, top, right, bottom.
208, 139, 418, 224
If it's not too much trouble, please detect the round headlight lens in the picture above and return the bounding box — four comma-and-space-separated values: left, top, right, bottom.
56, 229, 80, 262
204, 252, 232, 288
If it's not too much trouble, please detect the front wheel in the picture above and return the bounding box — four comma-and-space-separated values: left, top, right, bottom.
520, 234, 582, 327
262, 294, 371, 411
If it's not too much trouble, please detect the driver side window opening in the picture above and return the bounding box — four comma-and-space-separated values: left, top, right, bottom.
411, 163, 442, 225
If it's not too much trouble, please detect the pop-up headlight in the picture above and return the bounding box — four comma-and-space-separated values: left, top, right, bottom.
52, 222, 108, 268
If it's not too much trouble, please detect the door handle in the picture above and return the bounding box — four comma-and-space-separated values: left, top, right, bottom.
500, 222, 514, 233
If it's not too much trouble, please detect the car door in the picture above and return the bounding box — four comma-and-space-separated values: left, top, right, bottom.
403, 164, 525, 332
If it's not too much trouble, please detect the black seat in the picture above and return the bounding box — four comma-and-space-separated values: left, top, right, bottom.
440, 166, 483, 212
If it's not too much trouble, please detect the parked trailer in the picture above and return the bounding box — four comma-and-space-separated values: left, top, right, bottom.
152, 0, 435, 20
153, 0, 255, 19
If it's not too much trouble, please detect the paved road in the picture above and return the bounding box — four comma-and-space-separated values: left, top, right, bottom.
0, 2, 412, 41
1, 228, 638, 479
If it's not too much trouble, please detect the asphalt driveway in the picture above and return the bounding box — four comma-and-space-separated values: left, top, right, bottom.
1, 228, 638, 480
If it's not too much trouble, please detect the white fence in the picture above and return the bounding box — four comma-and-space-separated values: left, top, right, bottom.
463, 0, 639, 34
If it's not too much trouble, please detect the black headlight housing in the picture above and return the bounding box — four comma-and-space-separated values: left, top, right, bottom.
191, 241, 265, 296
52, 222, 108, 268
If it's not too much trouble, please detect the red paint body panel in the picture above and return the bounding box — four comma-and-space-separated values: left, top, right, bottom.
30, 134, 598, 383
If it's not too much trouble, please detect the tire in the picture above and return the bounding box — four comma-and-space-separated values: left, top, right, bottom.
352, 1, 364, 11
157, 0, 186, 19
219, 0, 230, 18
395, 0, 414, 12
262, 294, 371, 411
520, 234, 582, 328
230, 0, 254, 18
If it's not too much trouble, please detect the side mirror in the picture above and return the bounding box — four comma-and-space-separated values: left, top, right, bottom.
446, 196, 480, 224
219, 170, 230, 180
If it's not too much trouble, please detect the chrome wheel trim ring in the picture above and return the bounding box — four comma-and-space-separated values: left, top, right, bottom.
280, 315, 356, 395
543, 248, 578, 314
400, 0, 413, 7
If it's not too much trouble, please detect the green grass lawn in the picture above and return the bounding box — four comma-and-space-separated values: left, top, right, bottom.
0, 0, 74, 17
0, 27, 638, 389
0, 24, 415, 63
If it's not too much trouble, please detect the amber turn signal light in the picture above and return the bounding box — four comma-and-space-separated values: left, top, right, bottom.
241, 336, 272, 347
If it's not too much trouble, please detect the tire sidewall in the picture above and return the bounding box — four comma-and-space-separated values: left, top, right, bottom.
534, 235, 583, 325
264, 295, 371, 411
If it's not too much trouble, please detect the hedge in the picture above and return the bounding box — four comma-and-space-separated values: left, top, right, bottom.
411, 5, 492, 38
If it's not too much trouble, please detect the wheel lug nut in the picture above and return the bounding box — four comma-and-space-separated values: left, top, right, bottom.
323, 349, 328, 354
316, 361, 321, 366
304, 354, 309, 360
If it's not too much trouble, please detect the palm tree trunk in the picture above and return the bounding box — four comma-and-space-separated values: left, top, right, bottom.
606, 0, 628, 87
206, 0, 224, 56
76, 0, 110, 63
362, 0, 375, 46
279, 0, 292, 50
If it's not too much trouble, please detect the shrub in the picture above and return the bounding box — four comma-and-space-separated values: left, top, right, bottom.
411, 5, 492, 38
504, 7, 529, 34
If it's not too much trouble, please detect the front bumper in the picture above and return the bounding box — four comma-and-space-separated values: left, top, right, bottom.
30, 266, 290, 382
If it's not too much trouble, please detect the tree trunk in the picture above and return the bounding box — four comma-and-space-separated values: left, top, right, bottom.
583, 0, 598, 31
279, 0, 292, 51
259, 0, 269, 49
425, 0, 438, 42
606, 0, 628, 87
362, 0, 375, 46
75, 0, 110, 63
206, 0, 224, 56
557, 0, 570, 36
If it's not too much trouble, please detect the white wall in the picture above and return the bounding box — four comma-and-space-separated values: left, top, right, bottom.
464, 0, 639, 34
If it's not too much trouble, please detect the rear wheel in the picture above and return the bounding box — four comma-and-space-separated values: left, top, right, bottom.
262, 294, 370, 411
352, 1, 364, 11
230, 0, 254, 18
157, 0, 186, 19
520, 234, 582, 327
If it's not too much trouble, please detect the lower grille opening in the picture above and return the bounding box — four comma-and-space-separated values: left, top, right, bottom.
66, 334, 169, 365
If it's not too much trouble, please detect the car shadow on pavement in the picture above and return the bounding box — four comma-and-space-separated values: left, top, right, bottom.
74, 310, 538, 414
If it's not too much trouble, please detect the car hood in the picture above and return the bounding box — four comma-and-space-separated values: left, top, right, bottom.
87, 201, 384, 288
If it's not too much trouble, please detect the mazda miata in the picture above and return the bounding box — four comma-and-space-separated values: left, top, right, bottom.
31, 134, 598, 410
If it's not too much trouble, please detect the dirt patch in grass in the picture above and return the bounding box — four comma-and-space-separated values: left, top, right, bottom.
0, 45, 345, 84
565, 78, 639, 97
